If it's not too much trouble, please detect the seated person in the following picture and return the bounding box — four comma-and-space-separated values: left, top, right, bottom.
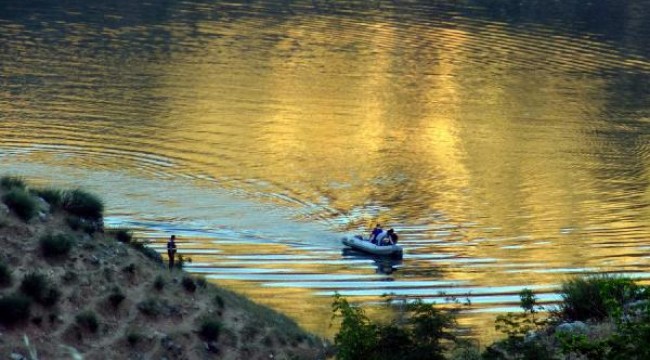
369, 224, 383, 244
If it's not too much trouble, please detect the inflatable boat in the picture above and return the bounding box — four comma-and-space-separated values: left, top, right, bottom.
341, 234, 403, 259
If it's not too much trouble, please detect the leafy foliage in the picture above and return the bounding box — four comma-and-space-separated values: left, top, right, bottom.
559, 275, 640, 321
495, 288, 545, 338
331, 294, 456, 360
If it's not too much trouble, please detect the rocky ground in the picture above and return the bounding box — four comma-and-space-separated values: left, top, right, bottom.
0, 185, 331, 360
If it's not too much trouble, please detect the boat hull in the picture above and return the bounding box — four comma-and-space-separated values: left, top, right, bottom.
341, 235, 403, 259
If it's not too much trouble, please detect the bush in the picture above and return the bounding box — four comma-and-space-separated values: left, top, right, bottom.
2, 188, 37, 221
127, 332, 142, 346
20, 272, 60, 307
108, 288, 126, 308
214, 295, 225, 309
31, 188, 63, 208
110, 228, 133, 243
182, 276, 197, 293
137, 298, 161, 317
153, 275, 165, 291
130, 241, 163, 263
559, 275, 640, 321
0, 293, 31, 326
332, 294, 456, 360
62, 189, 104, 220
0, 261, 12, 287
76, 310, 99, 333
0, 176, 26, 190
40, 233, 74, 258
199, 318, 222, 341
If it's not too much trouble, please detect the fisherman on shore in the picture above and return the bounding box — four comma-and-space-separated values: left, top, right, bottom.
167, 234, 177, 270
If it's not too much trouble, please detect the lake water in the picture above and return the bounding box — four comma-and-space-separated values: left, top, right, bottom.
2, 0, 650, 340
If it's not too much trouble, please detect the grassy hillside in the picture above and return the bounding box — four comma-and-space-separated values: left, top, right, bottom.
0, 176, 331, 360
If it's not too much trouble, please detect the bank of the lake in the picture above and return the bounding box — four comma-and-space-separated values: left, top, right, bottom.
0, 177, 331, 360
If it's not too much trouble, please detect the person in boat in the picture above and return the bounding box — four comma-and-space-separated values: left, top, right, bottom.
388, 228, 399, 245
369, 224, 383, 244
377, 229, 399, 246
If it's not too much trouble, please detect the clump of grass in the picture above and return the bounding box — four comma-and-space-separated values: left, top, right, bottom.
0, 261, 12, 288
196, 276, 208, 289
31, 187, 64, 208
110, 228, 133, 244
0, 175, 26, 190
75, 310, 99, 333
137, 298, 162, 317
153, 275, 165, 291
130, 241, 163, 263
199, 318, 222, 341
62, 189, 104, 220
127, 332, 142, 346
40, 233, 74, 258
20, 272, 60, 307
559, 275, 641, 321
2, 188, 37, 221
108, 287, 126, 308
182, 276, 197, 293
214, 295, 225, 309
0, 293, 31, 326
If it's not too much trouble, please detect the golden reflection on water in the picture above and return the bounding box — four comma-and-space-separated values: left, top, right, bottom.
2, 5, 650, 343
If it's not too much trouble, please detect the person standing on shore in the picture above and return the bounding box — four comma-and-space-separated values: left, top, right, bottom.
167, 235, 177, 270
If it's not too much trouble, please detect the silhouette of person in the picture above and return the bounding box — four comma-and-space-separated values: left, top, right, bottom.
370, 224, 383, 244
167, 235, 177, 270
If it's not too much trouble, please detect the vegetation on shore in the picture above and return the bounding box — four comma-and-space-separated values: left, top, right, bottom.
332, 273, 650, 359
0, 175, 330, 359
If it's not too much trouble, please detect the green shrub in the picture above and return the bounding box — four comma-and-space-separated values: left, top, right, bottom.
40, 233, 74, 258
182, 276, 197, 293
20, 272, 60, 307
199, 318, 222, 341
214, 295, 225, 309
108, 288, 126, 308
153, 275, 165, 291
2, 188, 37, 221
196, 276, 208, 289
0, 261, 12, 287
0, 293, 31, 326
110, 228, 133, 244
137, 298, 161, 317
130, 241, 163, 263
127, 332, 142, 346
31, 188, 63, 208
76, 310, 99, 333
62, 189, 104, 219
559, 275, 640, 321
332, 294, 456, 360
0, 176, 26, 190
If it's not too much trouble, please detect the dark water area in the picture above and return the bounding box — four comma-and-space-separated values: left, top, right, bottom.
2, 0, 650, 341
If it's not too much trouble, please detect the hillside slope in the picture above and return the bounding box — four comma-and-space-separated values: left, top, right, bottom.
0, 180, 330, 360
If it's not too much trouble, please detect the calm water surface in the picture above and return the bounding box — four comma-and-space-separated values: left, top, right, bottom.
2, 0, 650, 340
